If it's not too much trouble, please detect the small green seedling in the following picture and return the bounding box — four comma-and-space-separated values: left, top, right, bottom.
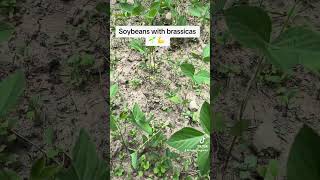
26, 95, 42, 125
180, 63, 210, 85
188, 1, 209, 23
67, 53, 95, 87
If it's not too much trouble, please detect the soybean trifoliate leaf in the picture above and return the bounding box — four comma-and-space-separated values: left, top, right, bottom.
287, 125, 320, 180
266, 27, 320, 71
180, 63, 195, 78
0, 70, 26, 118
224, 6, 272, 50
167, 127, 204, 152
200, 102, 210, 134
120, 3, 135, 14
194, 70, 210, 85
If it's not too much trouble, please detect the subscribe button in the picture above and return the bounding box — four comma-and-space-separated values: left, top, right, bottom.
115, 26, 200, 47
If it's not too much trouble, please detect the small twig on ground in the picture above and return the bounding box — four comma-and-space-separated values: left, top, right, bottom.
11, 129, 61, 165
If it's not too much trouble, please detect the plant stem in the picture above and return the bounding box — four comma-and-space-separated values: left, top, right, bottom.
114, 119, 130, 153
11, 129, 61, 165
136, 130, 161, 153
222, 57, 264, 178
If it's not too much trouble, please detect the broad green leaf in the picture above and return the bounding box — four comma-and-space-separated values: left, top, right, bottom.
287, 125, 320, 180
225, 6, 272, 50
180, 63, 195, 78
132, 103, 145, 122
57, 129, 108, 180
110, 84, 119, 98
202, 44, 210, 62
188, 3, 209, 19
200, 102, 210, 134
132, 4, 144, 16
266, 27, 320, 71
176, 15, 187, 26
30, 157, 60, 180
0, 169, 20, 180
197, 148, 209, 175
130, 39, 146, 54
132, 103, 152, 135
194, 70, 210, 85
230, 119, 250, 136
0, 70, 26, 117
110, 115, 118, 131
146, 8, 158, 19
188, 5, 202, 17
120, 3, 135, 13
130, 151, 138, 170
264, 160, 279, 180
167, 127, 204, 152
0, 22, 14, 43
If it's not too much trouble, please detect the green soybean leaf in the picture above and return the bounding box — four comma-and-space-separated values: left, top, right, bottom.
197, 148, 210, 175
180, 63, 195, 78
0, 70, 26, 118
202, 44, 210, 62
132, 4, 144, 16
146, 8, 158, 19
224, 6, 272, 50
287, 125, 320, 180
200, 102, 210, 134
130, 151, 138, 170
264, 160, 279, 180
266, 27, 320, 71
0, 169, 20, 180
57, 129, 108, 180
130, 39, 146, 54
167, 127, 204, 152
30, 157, 60, 180
189, 5, 202, 17
110, 115, 117, 131
132, 103, 153, 135
194, 70, 210, 85
0, 22, 14, 43
120, 3, 135, 13
110, 84, 119, 98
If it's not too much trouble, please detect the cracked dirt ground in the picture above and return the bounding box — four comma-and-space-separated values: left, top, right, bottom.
0, 0, 109, 177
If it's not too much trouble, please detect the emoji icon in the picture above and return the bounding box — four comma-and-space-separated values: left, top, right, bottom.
149, 36, 156, 42
157, 36, 165, 44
